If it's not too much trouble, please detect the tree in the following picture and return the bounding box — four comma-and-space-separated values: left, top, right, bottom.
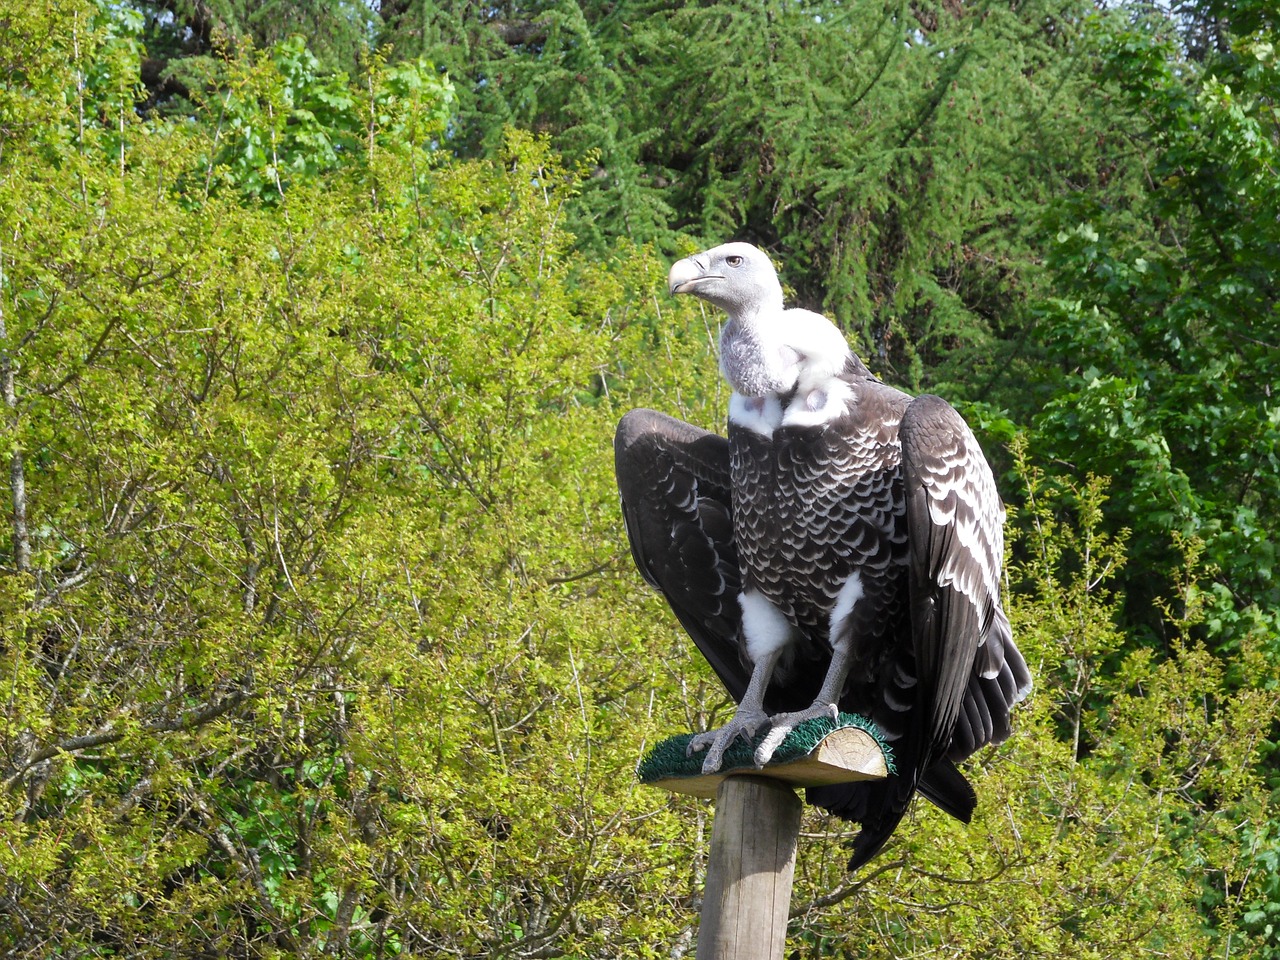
1029, 7, 1280, 651
376, 0, 1280, 661
378, 1, 1109, 398
133, 0, 379, 110
0, 8, 714, 952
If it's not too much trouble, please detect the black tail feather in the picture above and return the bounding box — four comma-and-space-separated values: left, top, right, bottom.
917, 757, 976, 823
806, 756, 974, 872
846, 802, 912, 873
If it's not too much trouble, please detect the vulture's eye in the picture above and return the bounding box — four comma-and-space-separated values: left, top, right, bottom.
726, 255, 744, 267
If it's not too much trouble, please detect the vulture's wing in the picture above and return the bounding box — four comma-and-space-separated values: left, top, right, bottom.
614, 409, 748, 700
899, 395, 1031, 768
831, 395, 1030, 871
948, 604, 1032, 763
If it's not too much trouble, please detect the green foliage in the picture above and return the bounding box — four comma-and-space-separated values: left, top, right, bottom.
106, 0, 1280, 666
135, 0, 381, 95
0, 16, 726, 951
189, 35, 453, 201
375, 0, 1280, 666
1030, 8, 1280, 649
1238, 821, 1280, 957
385, 1, 1107, 396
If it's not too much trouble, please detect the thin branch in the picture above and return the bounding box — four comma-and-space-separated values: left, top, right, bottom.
545, 561, 612, 585
408, 387, 491, 510
0, 234, 29, 573
4, 687, 254, 788
790, 857, 907, 915
36, 314, 122, 397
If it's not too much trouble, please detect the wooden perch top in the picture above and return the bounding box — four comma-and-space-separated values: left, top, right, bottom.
638, 717, 890, 800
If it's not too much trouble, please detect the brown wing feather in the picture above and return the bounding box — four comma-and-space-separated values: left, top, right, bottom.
899, 394, 1030, 767
615, 409, 748, 700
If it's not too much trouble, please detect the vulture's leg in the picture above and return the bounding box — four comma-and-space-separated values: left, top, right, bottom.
686, 645, 782, 774
687, 589, 797, 774
751, 644, 850, 767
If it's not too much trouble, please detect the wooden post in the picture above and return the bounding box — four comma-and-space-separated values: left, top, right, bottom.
696, 776, 801, 960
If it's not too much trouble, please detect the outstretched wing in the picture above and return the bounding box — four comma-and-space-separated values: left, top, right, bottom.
899, 395, 1031, 768
614, 409, 748, 700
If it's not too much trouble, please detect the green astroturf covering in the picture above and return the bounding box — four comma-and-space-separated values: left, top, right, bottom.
636, 712, 894, 783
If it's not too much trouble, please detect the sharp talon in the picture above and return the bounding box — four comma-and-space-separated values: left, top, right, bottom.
753, 727, 788, 768
687, 710, 770, 774
750, 701, 837, 767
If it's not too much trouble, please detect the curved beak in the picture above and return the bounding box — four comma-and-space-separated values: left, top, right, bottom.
668, 255, 714, 295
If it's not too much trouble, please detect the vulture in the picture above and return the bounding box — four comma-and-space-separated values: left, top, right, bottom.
615, 242, 1031, 871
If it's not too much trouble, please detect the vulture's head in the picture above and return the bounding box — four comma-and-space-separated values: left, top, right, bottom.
668, 242, 784, 317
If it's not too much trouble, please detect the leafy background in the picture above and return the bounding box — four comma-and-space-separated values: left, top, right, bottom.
1, 1, 1278, 956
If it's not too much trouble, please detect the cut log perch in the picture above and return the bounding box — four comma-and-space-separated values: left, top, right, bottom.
640, 722, 889, 799
639, 716, 890, 960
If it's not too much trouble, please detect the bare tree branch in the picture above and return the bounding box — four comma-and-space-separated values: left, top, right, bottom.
790, 857, 907, 916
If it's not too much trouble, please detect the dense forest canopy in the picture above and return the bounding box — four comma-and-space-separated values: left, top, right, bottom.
1, 1, 1278, 956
